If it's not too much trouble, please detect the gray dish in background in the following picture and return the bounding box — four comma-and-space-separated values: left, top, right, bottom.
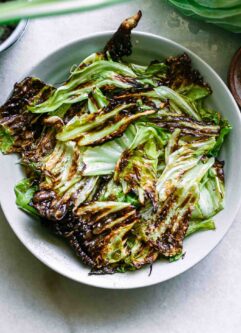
0, 19, 28, 53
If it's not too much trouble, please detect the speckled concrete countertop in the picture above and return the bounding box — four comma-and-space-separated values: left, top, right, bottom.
0, 1, 240, 332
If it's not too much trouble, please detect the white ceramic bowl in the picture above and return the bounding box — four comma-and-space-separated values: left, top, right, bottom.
0, 20, 28, 53
1, 32, 241, 289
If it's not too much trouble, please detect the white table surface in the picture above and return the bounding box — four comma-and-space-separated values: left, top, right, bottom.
0, 1, 241, 332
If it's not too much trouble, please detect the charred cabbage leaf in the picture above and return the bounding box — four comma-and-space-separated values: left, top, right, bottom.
28, 57, 141, 114
104, 11, 142, 60
83, 125, 137, 176
191, 161, 224, 219
114, 140, 159, 209
113, 125, 167, 209
56, 103, 155, 146
82, 124, 168, 176
142, 140, 215, 257
72, 201, 140, 269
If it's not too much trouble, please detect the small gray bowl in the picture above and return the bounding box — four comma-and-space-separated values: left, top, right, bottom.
0, 19, 28, 53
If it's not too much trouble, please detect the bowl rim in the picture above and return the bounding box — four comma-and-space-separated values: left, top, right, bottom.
228, 47, 241, 108
0, 19, 28, 53
1, 30, 241, 289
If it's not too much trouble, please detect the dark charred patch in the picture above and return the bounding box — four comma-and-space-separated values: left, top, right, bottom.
104, 11, 142, 61
179, 194, 192, 209
0, 77, 53, 116
68, 232, 96, 267
149, 114, 220, 137
154, 192, 177, 227
164, 53, 212, 93
213, 160, 225, 182
63, 102, 86, 123
113, 90, 164, 109
155, 233, 183, 257
115, 150, 131, 175
32, 190, 68, 221
114, 74, 142, 88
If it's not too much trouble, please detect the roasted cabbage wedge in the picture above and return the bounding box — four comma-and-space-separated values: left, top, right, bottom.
0, 12, 231, 274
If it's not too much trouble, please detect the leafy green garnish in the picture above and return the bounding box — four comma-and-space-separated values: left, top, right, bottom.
169, 252, 185, 262
0, 126, 14, 153
14, 179, 39, 218
186, 219, 216, 237
209, 119, 232, 157
177, 84, 211, 101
